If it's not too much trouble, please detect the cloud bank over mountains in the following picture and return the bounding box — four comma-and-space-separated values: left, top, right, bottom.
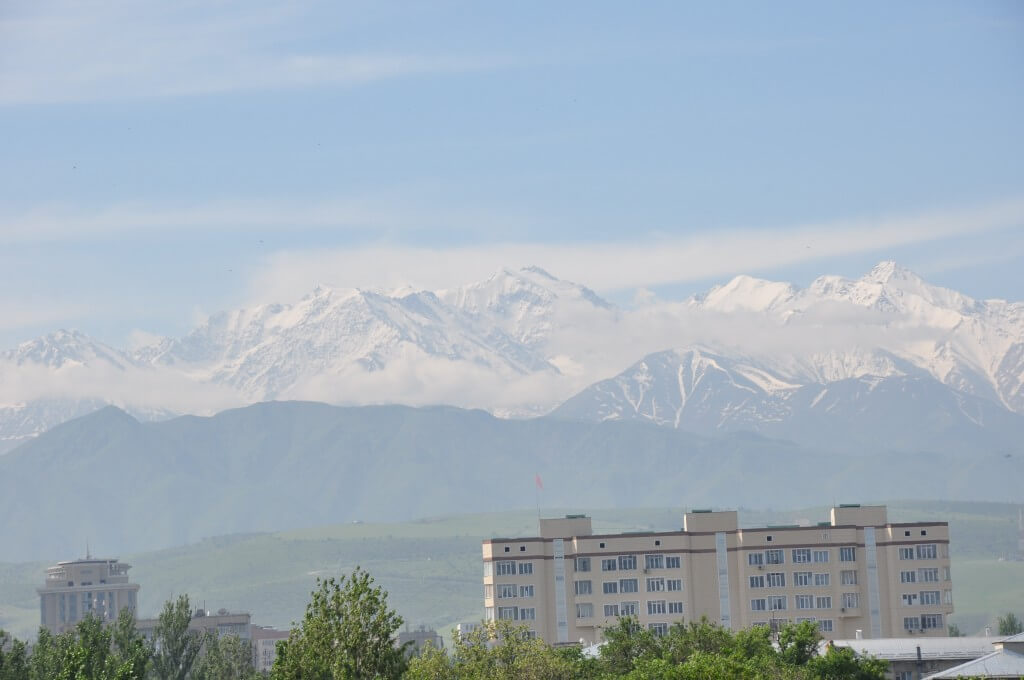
1, 261, 1022, 452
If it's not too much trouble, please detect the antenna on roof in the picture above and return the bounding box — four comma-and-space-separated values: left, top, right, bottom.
86, 539, 91, 560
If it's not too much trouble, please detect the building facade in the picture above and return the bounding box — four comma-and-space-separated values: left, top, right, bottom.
251, 625, 290, 673
136, 607, 252, 642
481, 505, 954, 645
38, 557, 141, 634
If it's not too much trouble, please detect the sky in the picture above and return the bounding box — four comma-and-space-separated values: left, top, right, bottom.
1, 0, 1023, 348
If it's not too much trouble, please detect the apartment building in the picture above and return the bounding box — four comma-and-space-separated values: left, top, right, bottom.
481, 505, 953, 645
136, 607, 251, 642
38, 556, 141, 634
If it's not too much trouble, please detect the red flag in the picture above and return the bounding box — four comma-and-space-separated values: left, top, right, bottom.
535, 473, 544, 491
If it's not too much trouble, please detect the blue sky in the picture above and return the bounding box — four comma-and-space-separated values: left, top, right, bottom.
1, 0, 1022, 347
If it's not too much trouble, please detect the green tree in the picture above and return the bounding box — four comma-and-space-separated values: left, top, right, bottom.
998, 612, 1023, 636
150, 595, 204, 680
192, 633, 258, 680
271, 566, 408, 680
806, 643, 887, 680
947, 623, 962, 637
599, 617, 660, 675
777, 620, 821, 666
0, 629, 30, 680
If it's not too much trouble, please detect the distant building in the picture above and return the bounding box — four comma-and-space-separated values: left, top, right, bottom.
251, 625, 290, 673
136, 607, 251, 642
825, 636, 1001, 679
397, 625, 444, 656
38, 556, 141, 634
482, 505, 954, 645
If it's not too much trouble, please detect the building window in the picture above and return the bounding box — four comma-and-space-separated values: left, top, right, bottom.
519, 607, 536, 620
519, 585, 534, 598
574, 580, 592, 596
498, 607, 517, 620
666, 556, 681, 569
520, 545, 526, 552
518, 562, 533, 575
749, 575, 765, 589
921, 614, 943, 630
603, 582, 618, 595
748, 553, 764, 566
647, 600, 666, 615
484, 607, 495, 621
899, 547, 914, 560
944, 590, 953, 605
814, 573, 830, 587
902, 593, 918, 606
601, 559, 617, 572
897, 673, 913, 680
815, 596, 832, 610
900, 571, 917, 584
620, 601, 639, 616
648, 623, 668, 636
920, 591, 941, 605
818, 619, 834, 633
813, 550, 830, 563
604, 604, 620, 617
942, 567, 951, 581
839, 547, 855, 562
767, 596, 787, 611
916, 544, 937, 560
841, 570, 858, 586
620, 579, 639, 593
574, 557, 591, 572
667, 579, 683, 592
765, 550, 784, 565
751, 599, 767, 611
919, 568, 939, 583
495, 561, 516, 576
645, 555, 665, 570
504, 547, 510, 553
484, 584, 494, 600
903, 616, 921, 630
842, 593, 860, 609
655, 540, 661, 546
794, 572, 812, 587
796, 595, 814, 610
792, 549, 811, 564
619, 555, 638, 571
646, 578, 665, 592
576, 603, 593, 619
668, 601, 684, 614
497, 584, 516, 599
767, 572, 786, 588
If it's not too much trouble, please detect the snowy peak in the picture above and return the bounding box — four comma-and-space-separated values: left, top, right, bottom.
2, 329, 131, 370
695, 275, 798, 313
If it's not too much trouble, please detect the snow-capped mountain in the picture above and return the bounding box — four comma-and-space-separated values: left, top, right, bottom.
1, 261, 1022, 453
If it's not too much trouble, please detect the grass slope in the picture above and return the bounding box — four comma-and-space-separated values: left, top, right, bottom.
2, 502, 1022, 642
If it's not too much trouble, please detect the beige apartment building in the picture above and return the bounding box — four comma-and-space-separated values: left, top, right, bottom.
38, 557, 141, 634
481, 505, 953, 645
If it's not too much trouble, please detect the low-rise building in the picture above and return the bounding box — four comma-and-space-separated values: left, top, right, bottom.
924, 632, 1024, 679
136, 607, 251, 642
825, 636, 1000, 679
482, 505, 954, 645
251, 625, 290, 673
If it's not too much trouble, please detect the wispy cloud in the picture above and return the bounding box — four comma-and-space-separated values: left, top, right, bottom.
244, 197, 1024, 300
0, 1, 490, 106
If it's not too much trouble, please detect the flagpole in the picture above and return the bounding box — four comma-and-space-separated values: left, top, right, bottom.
534, 473, 543, 533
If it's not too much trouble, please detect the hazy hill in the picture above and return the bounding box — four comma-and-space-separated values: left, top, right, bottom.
1, 401, 1022, 560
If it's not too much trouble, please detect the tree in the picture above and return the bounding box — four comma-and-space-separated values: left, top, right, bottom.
947, 623, 962, 637
150, 595, 204, 680
0, 629, 30, 680
271, 566, 408, 680
108, 606, 150, 680
998, 612, 1023, 636
777, 620, 821, 666
192, 633, 258, 680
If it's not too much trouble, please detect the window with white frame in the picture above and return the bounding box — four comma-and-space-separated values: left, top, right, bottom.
498, 606, 518, 620
902, 593, 918, 606
484, 562, 494, 578
900, 571, 917, 583
920, 591, 940, 605
484, 584, 494, 600
748, 553, 764, 566
816, 596, 832, 609
648, 622, 668, 636
497, 584, 516, 599
818, 619, 834, 633
518, 562, 533, 575
484, 607, 495, 621
575, 557, 591, 572
601, 558, 617, 572
903, 616, 921, 630
749, 575, 765, 588
766, 549, 784, 565
813, 550, 830, 563
899, 547, 914, 560
814, 573, 830, 587
603, 582, 618, 595
944, 590, 953, 605
604, 604, 619, 617
841, 570, 857, 585
576, 603, 593, 619
792, 549, 811, 564
666, 556, 681, 568
942, 567, 951, 581
767, 572, 786, 588
839, 547, 855, 562
495, 561, 516, 576
768, 596, 787, 611
916, 544, 937, 559
796, 595, 813, 610
619, 555, 638, 570
668, 601, 683, 614
919, 568, 939, 582
519, 585, 534, 598
645, 554, 665, 569
842, 593, 860, 609
620, 601, 639, 616
620, 579, 639, 593
575, 580, 592, 595
896, 672, 913, 680
667, 579, 683, 592
751, 599, 767, 611
794, 572, 812, 587
519, 607, 536, 620
647, 600, 666, 615
646, 578, 665, 592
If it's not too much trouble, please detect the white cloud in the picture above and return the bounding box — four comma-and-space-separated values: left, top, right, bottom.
244, 197, 1024, 301
0, 1, 491, 106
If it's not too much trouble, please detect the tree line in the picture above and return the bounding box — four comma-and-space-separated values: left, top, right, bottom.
3, 566, 1020, 679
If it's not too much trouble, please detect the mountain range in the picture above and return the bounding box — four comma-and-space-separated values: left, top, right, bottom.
1, 261, 1022, 455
